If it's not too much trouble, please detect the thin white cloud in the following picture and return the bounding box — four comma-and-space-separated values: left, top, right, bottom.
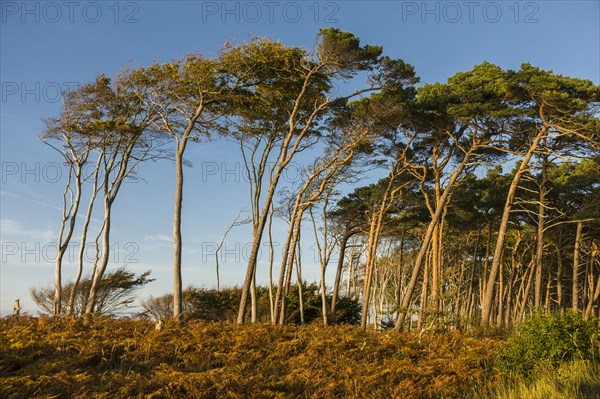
143, 233, 172, 243
0, 190, 103, 224
0, 218, 54, 241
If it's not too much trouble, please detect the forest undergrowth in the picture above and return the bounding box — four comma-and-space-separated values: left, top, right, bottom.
1, 315, 598, 399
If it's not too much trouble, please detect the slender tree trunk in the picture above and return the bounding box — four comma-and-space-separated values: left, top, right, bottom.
320, 260, 328, 326
85, 141, 136, 316
267, 205, 275, 323
171, 103, 204, 320
273, 212, 297, 324
239, 161, 288, 324
518, 260, 535, 322
173, 143, 186, 320
250, 274, 257, 323
395, 156, 469, 330
496, 261, 504, 328
556, 230, 564, 312
481, 127, 547, 326
238, 113, 316, 324
69, 154, 103, 315
534, 157, 547, 307
456, 256, 466, 325
361, 211, 381, 330
295, 239, 305, 325
481, 223, 493, 308
573, 222, 583, 311
584, 251, 591, 310
346, 255, 352, 298
275, 205, 303, 324
331, 233, 350, 319
512, 261, 527, 321
505, 266, 515, 329
54, 169, 71, 316
431, 224, 441, 324
85, 195, 113, 315
279, 214, 304, 325
418, 248, 430, 330
395, 232, 406, 309
54, 165, 83, 315
309, 204, 331, 327
394, 142, 475, 331
467, 230, 481, 324
544, 265, 552, 311
584, 257, 600, 320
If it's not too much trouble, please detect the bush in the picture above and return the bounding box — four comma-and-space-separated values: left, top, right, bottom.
31, 266, 153, 316
141, 283, 362, 325
496, 310, 599, 378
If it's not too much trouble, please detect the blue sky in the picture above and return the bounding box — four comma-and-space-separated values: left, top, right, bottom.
1, 0, 599, 315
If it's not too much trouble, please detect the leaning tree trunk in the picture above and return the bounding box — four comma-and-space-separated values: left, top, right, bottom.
584, 258, 600, 320
85, 143, 133, 316
69, 155, 103, 315
395, 154, 470, 330
279, 216, 304, 325
85, 194, 113, 315
295, 239, 305, 325
274, 204, 302, 324
481, 127, 546, 326
238, 158, 288, 324
238, 104, 317, 324
331, 233, 351, 318
361, 210, 382, 331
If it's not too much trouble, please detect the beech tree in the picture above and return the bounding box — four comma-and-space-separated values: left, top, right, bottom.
134, 49, 257, 319
43, 85, 96, 315
234, 29, 415, 324
84, 71, 163, 316
44, 74, 162, 317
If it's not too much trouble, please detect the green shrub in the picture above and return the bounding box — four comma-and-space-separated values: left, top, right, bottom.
496, 310, 599, 378
283, 283, 361, 325
142, 283, 362, 325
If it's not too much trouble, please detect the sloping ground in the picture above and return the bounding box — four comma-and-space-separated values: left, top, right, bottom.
0, 317, 499, 398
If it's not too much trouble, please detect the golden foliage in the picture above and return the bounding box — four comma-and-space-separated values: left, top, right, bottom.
1, 317, 499, 398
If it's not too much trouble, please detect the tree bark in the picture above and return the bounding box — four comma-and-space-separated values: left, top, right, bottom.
172, 104, 204, 320
534, 156, 547, 307
54, 161, 84, 315
173, 144, 185, 320
331, 234, 350, 319
572, 222, 583, 311
85, 192, 113, 315
584, 258, 600, 320
556, 230, 564, 312
481, 127, 547, 326
69, 154, 103, 315
395, 153, 471, 330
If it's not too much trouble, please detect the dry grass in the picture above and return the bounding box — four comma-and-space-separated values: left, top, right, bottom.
491, 360, 600, 399
1, 316, 500, 399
